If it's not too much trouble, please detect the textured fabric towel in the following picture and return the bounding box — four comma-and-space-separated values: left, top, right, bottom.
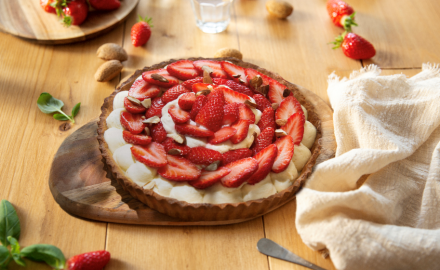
295, 64, 440, 270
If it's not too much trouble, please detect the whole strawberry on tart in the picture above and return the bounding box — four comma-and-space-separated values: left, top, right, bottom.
98, 58, 321, 221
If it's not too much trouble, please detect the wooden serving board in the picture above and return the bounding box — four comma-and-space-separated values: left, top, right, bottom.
0, 0, 139, 44
49, 87, 336, 225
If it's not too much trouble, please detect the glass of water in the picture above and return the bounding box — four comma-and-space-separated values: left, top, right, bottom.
190, 0, 234, 34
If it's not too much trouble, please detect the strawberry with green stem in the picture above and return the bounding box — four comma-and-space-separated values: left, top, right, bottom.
326, 0, 358, 32
131, 16, 153, 47
330, 31, 376, 60
50, 0, 88, 26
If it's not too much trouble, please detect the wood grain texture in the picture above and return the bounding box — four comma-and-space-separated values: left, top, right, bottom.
0, 0, 139, 44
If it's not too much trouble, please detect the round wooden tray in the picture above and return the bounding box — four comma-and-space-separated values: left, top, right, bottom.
0, 0, 139, 44
48, 86, 335, 226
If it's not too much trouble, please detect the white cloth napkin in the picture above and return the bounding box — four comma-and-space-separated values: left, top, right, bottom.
295, 64, 440, 270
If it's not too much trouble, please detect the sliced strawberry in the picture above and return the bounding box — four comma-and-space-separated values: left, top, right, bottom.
162, 85, 190, 104
218, 85, 251, 104
166, 60, 200, 80
212, 78, 229, 86
230, 119, 250, 144
123, 130, 152, 145
193, 60, 228, 79
142, 69, 179, 88
253, 94, 272, 111
124, 97, 146, 114
181, 77, 203, 90
208, 127, 237, 144
272, 135, 294, 173
275, 96, 304, 122
268, 80, 290, 104
222, 148, 252, 165
175, 123, 214, 138
145, 97, 165, 118
128, 77, 160, 101
247, 144, 278, 185
195, 89, 224, 132
120, 111, 145, 134
258, 107, 276, 131
221, 61, 249, 86
222, 102, 239, 126
189, 167, 231, 189
178, 92, 196, 111
151, 122, 167, 143
238, 103, 255, 123
250, 127, 275, 155
190, 95, 207, 121
158, 155, 201, 181
213, 78, 253, 96
281, 112, 305, 145
245, 68, 273, 93
162, 137, 190, 156
192, 83, 213, 93
169, 105, 190, 124
131, 142, 167, 168
187, 147, 223, 166
220, 157, 258, 188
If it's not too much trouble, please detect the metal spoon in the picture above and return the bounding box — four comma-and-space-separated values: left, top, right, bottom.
257, 238, 327, 270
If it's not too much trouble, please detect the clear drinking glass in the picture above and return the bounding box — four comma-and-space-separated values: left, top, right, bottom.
190, 0, 234, 34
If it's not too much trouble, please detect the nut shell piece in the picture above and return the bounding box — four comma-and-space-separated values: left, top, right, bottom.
97, 43, 128, 62
266, 0, 293, 19
214, 48, 243, 60
94, 60, 123, 82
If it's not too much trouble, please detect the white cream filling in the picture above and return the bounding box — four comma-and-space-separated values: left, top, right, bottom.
104, 128, 126, 153
203, 183, 243, 204
301, 105, 308, 120
169, 183, 204, 203
106, 108, 126, 130
113, 91, 129, 109
242, 175, 277, 202
271, 160, 299, 192
301, 121, 317, 149
125, 161, 157, 187
292, 143, 312, 172
113, 144, 135, 171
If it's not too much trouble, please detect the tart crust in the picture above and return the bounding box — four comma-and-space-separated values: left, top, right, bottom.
97, 57, 322, 221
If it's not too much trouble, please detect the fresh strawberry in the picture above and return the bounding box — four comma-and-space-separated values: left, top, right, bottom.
220, 157, 258, 188
258, 107, 276, 131
275, 96, 304, 122
189, 167, 231, 189
221, 61, 249, 86
131, 16, 153, 47
89, 0, 121, 10
222, 102, 240, 126
212, 78, 229, 86
142, 69, 179, 88
62, 0, 88, 26
253, 94, 272, 111
182, 77, 204, 90
66, 250, 110, 270
268, 80, 290, 104
131, 142, 167, 168
195, 89, 224, 132
190, 95, 207, 121
222, 148, 252, 165
158, 155, 201, 181
167, 60, 200, 80
187, 147, 223, 166
124, 97, 146, 114
162, 137, 190, 156
151, 122, 167, 143
208, 127, 237, 144
326, 0, 357, 31
175, 123, 214, 138
40, 0, 56, 13
128, 77, 160, 101
245, 68, 273, 90
169, 105, 190, 124
331, 32, 376, 60
238, 103, 255, 123
251, 127, 275, 155
178, 92, 196, 111
162, 85, 190, 104
272, 135, 294, 173
145, 97, 165, 118
120, 112, 144, 134
213, 79, 253, 96
247, 144, 278, 185
193, 60, 228, 79
281, 112, 305, 145
123, 130, 152, 145
230, 119, 250, 144
218, 85, 251, 104
192, 83, 213, 93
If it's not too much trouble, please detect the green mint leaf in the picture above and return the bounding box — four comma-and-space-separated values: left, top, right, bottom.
7, 236, 25, 267
0, 200, 21, 246
21, 244, 65, 270
0, 245, 11, 268
71, 102, 81, 118
53, 114, 70, 121
37, 93, 64, 114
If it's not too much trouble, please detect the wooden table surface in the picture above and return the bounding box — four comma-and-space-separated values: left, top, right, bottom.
0, 0, 438, 269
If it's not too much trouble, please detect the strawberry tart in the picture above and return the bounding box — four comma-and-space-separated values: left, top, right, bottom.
98, 58, 321, 221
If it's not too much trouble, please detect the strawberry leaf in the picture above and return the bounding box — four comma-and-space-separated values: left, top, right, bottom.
71, 102, 81, 117
0, 200, 21, 247
21, 244, 65, 270
37, 93, 64, 114
53, 114, 70, 121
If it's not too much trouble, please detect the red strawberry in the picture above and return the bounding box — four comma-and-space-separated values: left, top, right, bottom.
62, 0, 88, 26
66, 250, 110, 270
145, 97, 165, 118
192, 83, 213, 93
220, 157, 259, 188
221, 61, 249, 86
40, 0, 56, 13
268, 80, 290, 104
89, 0, 121, 10
275, 96, 304, 122
142, 69, 179, 88
182, 77, 203, 90
120, 112, 144, 134
272, 135, 294, 173
219, 85, 251, 104
187, 147, 223, 166
131, 16, 153, 47
190, 95, 207, 121
195, 89, 224, 132
189, 167, 231, 189
151, 123, 167, 143
212, 78, 229, 86
208, 127, 237, 144
222, 102, 240, 126
158, 155, 201, 181
175, 123, 214, 138
247, 144, 278, 185
162, 137, 190, 156
124, 97, 146, 114
326, 0, 357, 31
213, 79, 253, 96
222, 148, 252, 165
332, 32, 376, 60
128, 77, 160, 101
167, 60, 200, 80
123, 131, 152, 145
193, 60, 228, 79
178, 92, 196, 111
238, 103, 255, 123
131, 142, 167, 168
251, 127, 275, 155
169, 106, 190, 124
245, 68, 273, 90
281, 112, 305, 145
161, 85, 189, 104
258, 107, 276, 131
230, 119, 250, 144
253, 94, 272, 111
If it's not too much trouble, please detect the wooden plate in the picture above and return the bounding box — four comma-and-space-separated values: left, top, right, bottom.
48, 86, 335, 226
0, 0, 139, 44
